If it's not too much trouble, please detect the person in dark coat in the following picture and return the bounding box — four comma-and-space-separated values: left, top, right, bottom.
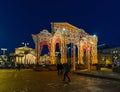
57, 63, 63, 75
63, 63, 71, 82
17, 63, 21, 71
59, 63, 63, 74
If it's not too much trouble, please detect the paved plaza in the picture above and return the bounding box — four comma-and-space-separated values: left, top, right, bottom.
0, 69, 120, 92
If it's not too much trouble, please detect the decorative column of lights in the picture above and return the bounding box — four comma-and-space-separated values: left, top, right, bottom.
77, 30, 81, 64
90, 36, 95, 65
60, 30, 64, 64
62, 28, 67, 63
51, 38, 56, 64
22, 42, 29, 64
79, 37, 84, 64
73, 33, 76, 71
78, 37, 81, 64
69, 33, 72, 64
92, 34, 98, 64
87, 47, 91, 71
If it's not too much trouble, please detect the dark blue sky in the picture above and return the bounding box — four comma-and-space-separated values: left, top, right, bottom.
0, 0, 120, 53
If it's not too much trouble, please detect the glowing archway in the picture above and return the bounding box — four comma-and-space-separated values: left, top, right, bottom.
32, 22, 98, 70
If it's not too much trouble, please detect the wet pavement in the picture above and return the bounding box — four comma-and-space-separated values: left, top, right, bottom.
74, 68, 120, 81
0, 69, 120, 92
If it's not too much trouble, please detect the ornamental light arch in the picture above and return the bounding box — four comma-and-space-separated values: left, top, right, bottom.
32, 22, 98, 70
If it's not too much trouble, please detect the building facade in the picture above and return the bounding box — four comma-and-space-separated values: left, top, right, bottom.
10, 46, 36, 64
98, 47, 120, 66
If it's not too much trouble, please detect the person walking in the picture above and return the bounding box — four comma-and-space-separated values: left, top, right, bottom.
57, 63, 60, 75
57, 63, 63, 75
17, 63, 21, 71
63, 63, 71, 82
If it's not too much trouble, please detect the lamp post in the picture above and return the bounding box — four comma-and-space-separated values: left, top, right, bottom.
22, 42, 29, 47
22, 42, 29, 64
1, 48, 7, 55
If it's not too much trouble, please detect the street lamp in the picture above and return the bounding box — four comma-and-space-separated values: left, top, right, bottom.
1, 48, 7, 55
93, 34, 96, 37
22, 42, 29, 47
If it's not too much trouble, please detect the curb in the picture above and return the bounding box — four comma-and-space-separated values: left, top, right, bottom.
73, 72, 120, 81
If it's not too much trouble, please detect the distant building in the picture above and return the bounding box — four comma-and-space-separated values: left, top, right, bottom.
98, 47, 120, 66
100, 47, 120, 55
10, 46, 36, 64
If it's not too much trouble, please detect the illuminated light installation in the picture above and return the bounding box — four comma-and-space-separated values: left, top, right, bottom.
32, 22, 98, 70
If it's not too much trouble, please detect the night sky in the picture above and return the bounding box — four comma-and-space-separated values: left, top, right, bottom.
0, 0, 120, 53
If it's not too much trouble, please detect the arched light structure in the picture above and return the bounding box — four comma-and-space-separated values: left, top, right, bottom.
32, 22, 98, 71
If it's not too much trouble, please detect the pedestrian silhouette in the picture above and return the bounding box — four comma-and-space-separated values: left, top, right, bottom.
57, 63, 63, 75
63, 63, 71, 82
16, 63, 21, 71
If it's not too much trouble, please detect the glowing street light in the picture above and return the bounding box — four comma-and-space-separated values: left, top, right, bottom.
1, 48, 7, 55
22, 42, 29, 47
93, 34, 97, 37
